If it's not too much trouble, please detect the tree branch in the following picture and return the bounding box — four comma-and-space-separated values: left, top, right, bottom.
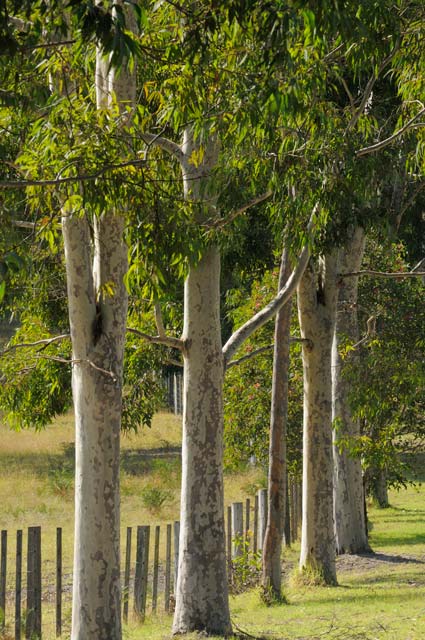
340, 269, 425, 279
0, 334, 70, 356
34, 353, 118, 382
222, 208, 316, 366
154, 302, 167, 338
140, 133, 188, 169
356, 107, 425, 157
205, 190, 273, 229
348, 43, 400, 131
127, 327, 184, 350
226, 337, 311, 370
0, 158, 147, 189
11, 220, 37, 229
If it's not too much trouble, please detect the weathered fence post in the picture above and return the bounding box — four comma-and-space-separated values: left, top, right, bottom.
231, 503, 244, 559
297, 481, 302, 537
164, 524, 172, 613
134, 526, 150, 621
253, 494, 259, 554
258, 489, 268, 552
0, 530, 6, 630
56, 527, 62, 637
123, 527, 132, 623
173, 521, 180, 596
26, 526, 41, 640
152, 526, 160, 613
245, 498, 251, 544
15, 530, 22, 640
290, 478, 297, 542
284, 475, 291, 547
226, 505, 232, 580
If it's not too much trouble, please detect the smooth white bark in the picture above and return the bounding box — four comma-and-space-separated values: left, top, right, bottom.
63, 214, 128, 640
172, 132, 231, 635
332, 227, 370, 553
66, 4, 134, 636
298, 254, 338, 584
173, 245, 231, 635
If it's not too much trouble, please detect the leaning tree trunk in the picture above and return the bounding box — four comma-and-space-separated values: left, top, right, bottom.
297, 253, 338, 585
63, 213, 128, 640
332, 227, 370, 553
172, 133, 231, 635
262, 249, 292, 599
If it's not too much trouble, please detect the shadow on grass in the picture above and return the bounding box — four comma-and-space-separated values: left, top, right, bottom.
0, 442, 182, 479
358, 551, 424, 564
371, 533, 425, 547
297, 580, 425, 607
349, 568, 425, 587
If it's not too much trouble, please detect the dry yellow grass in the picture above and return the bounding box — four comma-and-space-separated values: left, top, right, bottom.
0, 410, 265, 638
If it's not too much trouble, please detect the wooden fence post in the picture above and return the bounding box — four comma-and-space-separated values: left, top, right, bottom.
15, 530, 22, 640
173, 521, 180, 596
152, 526, 160, 613
231, 503, 244, 559
56, 527, 62, 637
258, 489, 268, 552
123, 527, 132, 623
164, 524, 171, 613
26, 526, 41, 640
297, 481, 302, 538
290, 479, 296, 542
284, 476, 291, 547
0, 530, 6, 630
245, 498, 251, 544
227, 506, 232, 582
253, 494, 259, 554
134, 526, 150, 621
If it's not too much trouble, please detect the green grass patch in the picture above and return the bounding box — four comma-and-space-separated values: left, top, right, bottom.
1, 413, 425, 639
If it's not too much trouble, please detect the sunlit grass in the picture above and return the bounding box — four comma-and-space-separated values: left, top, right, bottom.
1, 412, 424, 639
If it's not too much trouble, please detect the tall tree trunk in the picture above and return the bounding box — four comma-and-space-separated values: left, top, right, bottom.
173, 245, 230, 635
262, 249, 292, 599
66, 5, 134, 636
297, 253, 338, 585
173, 132, 231, 635
63, 214, 128, 640
332, 227, 370, 553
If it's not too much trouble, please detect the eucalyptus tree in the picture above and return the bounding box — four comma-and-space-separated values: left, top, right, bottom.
0, 2, 144, 637
332, 227, 370, 553
128, 4, 322, 630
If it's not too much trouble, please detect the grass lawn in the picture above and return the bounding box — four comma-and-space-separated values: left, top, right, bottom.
0, 412, 424, 639
127, 485, 425, 640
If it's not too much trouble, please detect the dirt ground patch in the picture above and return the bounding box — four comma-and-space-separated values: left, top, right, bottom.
336, 550, 425, 574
